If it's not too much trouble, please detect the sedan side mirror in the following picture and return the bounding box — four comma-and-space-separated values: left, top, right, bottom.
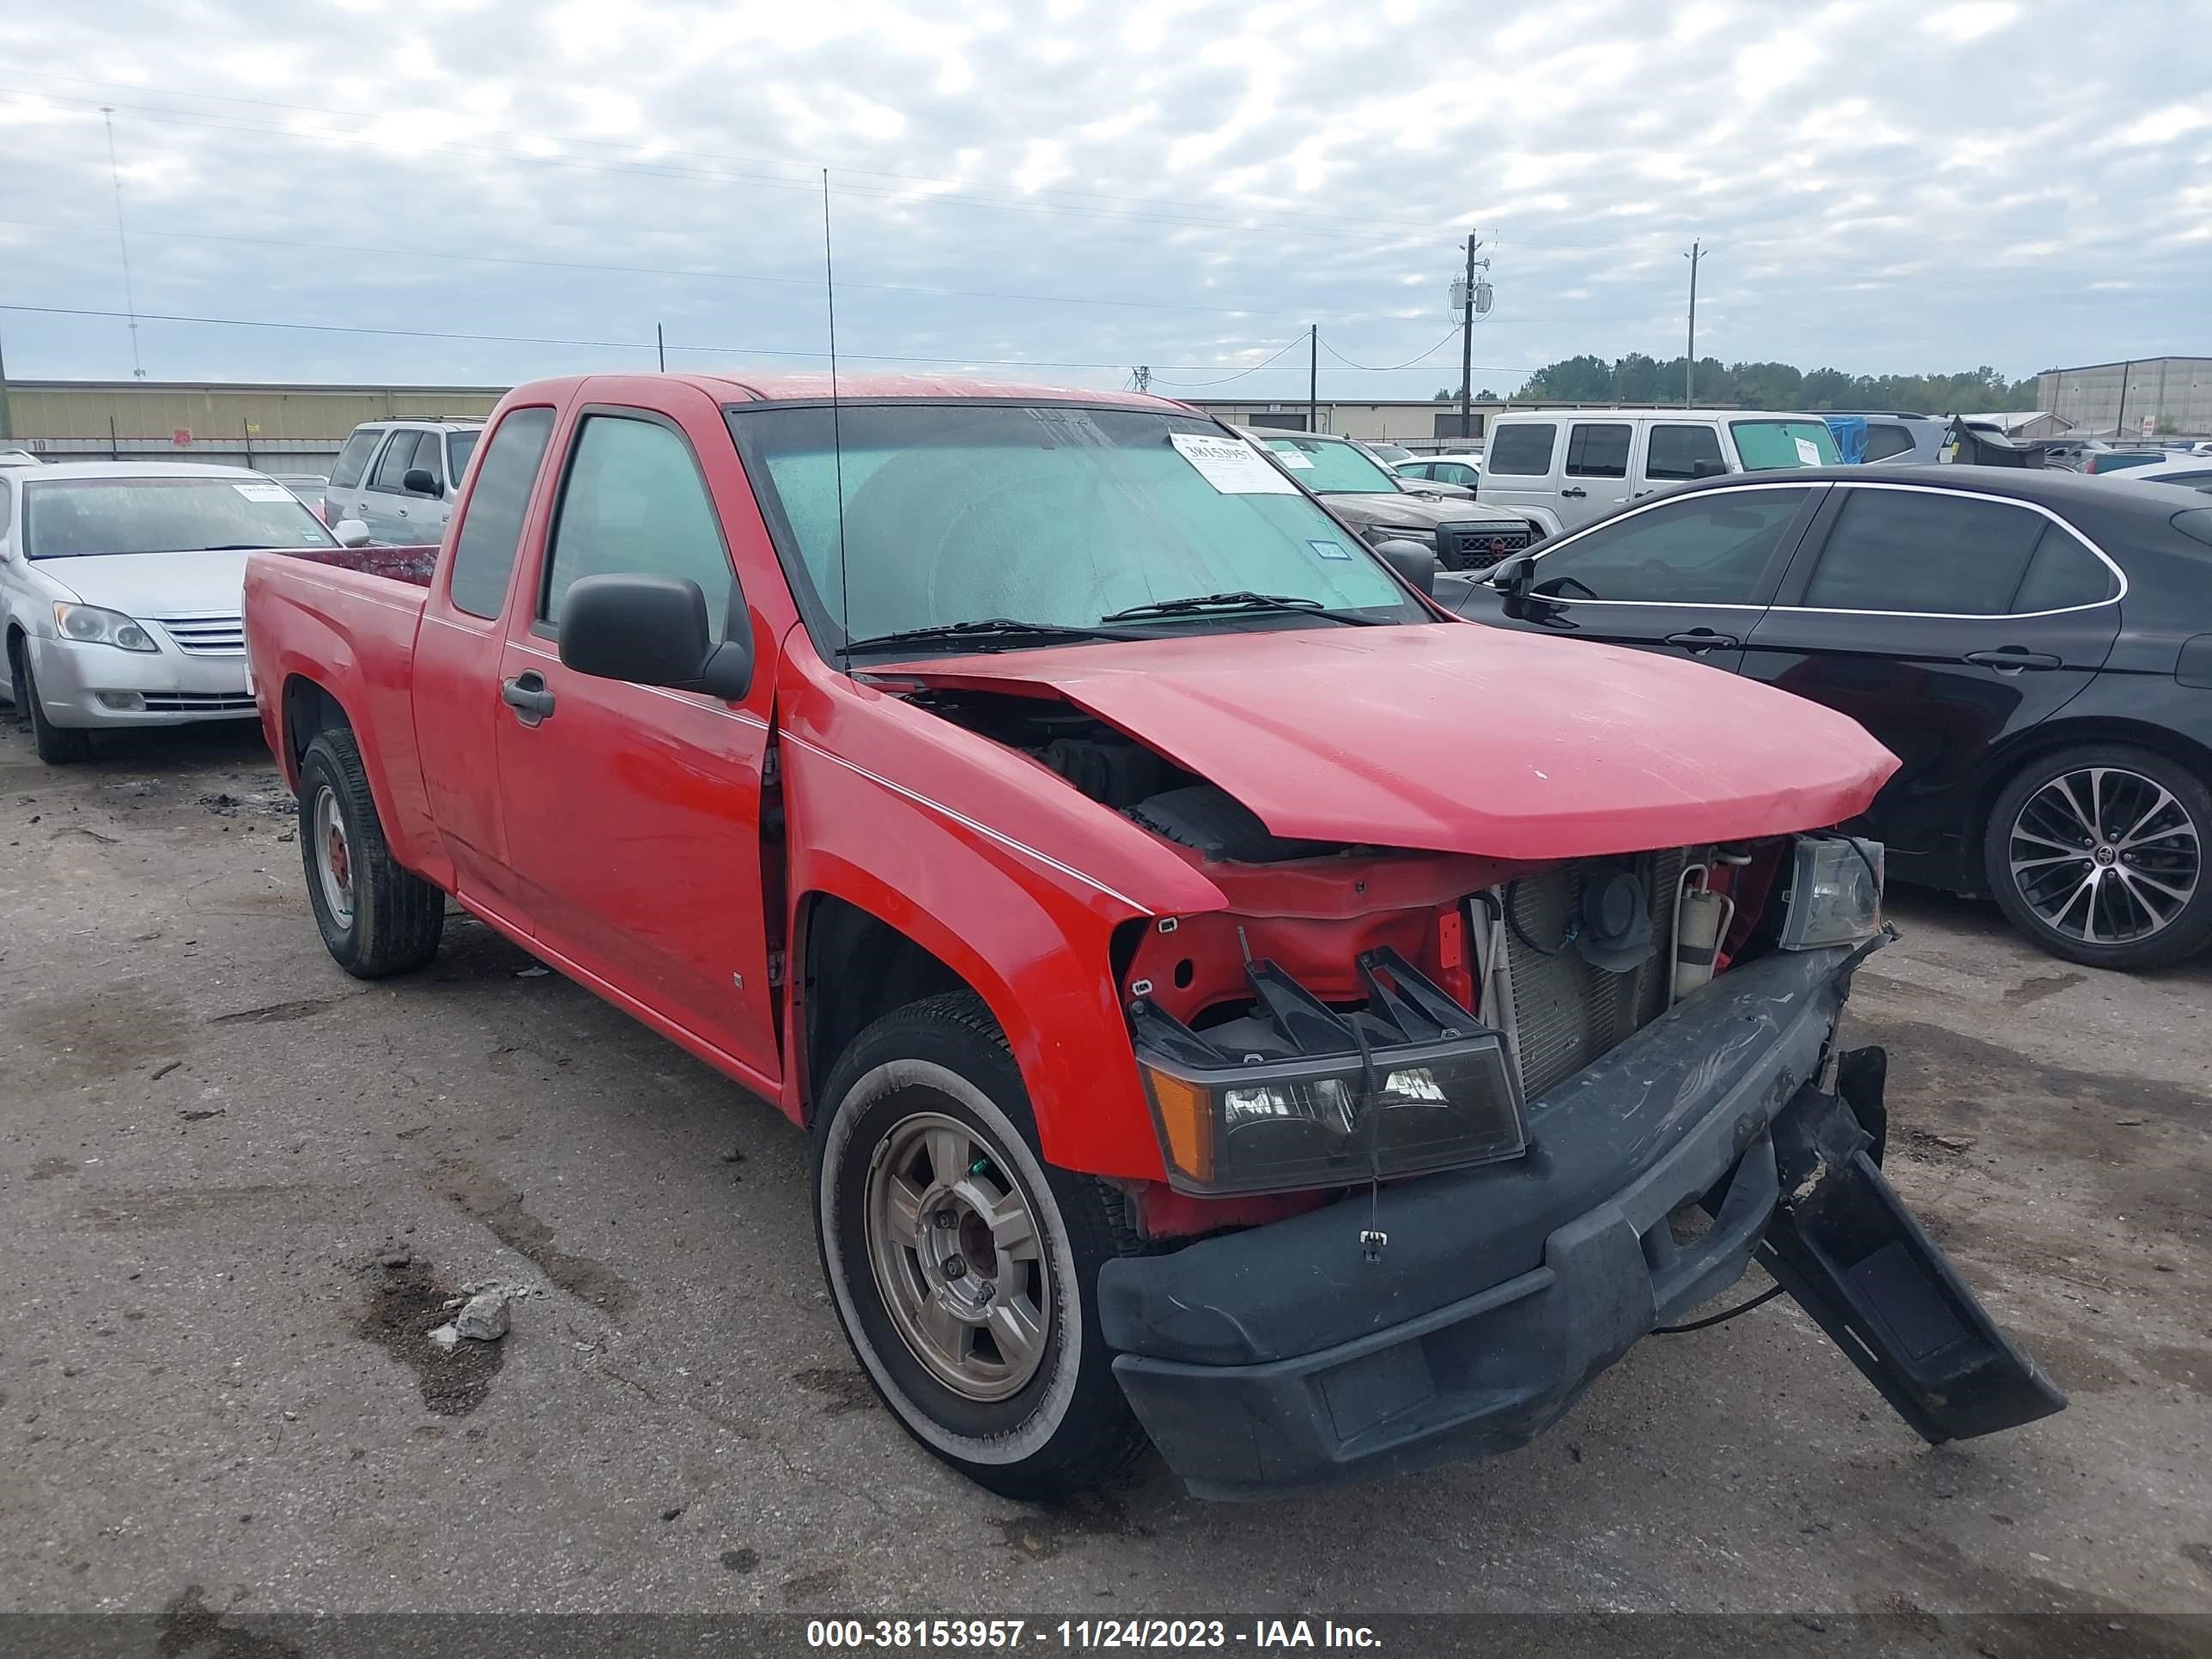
332, 519, 371, 549
1371, 538, 1437, 599
402, 466, 441, 497
1491, 552, 1534, 617
557, 572, 754, 702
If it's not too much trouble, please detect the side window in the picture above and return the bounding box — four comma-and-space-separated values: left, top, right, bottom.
1487, 423, 1557, 477
1800, 489, 2045, 615
1439, 463, 1477, 486
1565, 422, 1632, 478
1644, 424, 1726, 482
372, 431, 421, 490
447, 407, 556, 620
413, 434, 445, 495
1863, 423, 1916, 463
540, 415, 733, 641
2010, 524, 2118, 613
1531, 488, 1809, 605
330, 429, 380, 490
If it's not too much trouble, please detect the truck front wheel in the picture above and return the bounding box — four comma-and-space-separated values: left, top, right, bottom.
297, 728, 445, 978
812, 992, 1148, 1499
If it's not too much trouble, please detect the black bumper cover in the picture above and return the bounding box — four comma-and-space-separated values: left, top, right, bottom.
1099, 940, 2064, 1498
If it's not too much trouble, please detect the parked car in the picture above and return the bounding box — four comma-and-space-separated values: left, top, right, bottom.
2102, 458, 2212, 495
1395, 453, 1484, 489
270, 473, 331, 523
245, 372, 2059, 1500
1478, 410, 1842, 532
1233, 427, 1543, 567
1820, 411, 1949, 466
1359, 441, 1416, 464
323, 418, 484, 545
2081, 448, 2172, 476
1, 462, 350, 762
1449, 466, 2212, 969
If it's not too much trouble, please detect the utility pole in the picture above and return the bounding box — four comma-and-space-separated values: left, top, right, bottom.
656, 323, 665, 372
1308, 324, 1318, 433
1683, 240, 1707, 406
1132, 365, 1151, 392
1460, 230, 1477, 441
101, 107, 145, 380
0, 320, 12, 442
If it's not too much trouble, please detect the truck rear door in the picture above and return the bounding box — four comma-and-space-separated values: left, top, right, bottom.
490, 387, 782, 1088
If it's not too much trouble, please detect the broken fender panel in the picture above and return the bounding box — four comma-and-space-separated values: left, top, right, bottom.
1762, 1081, 2068, 1443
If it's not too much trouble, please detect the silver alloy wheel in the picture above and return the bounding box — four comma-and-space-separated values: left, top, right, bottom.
864, 1110, 1050, 1402
313, 786, 356, 929
2007, 765, 2201, 945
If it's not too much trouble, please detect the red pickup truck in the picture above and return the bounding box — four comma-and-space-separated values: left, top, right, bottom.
244, 374, 2061, 1499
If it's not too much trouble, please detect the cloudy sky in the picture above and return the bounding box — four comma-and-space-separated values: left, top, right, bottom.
1, 0, 2206, 398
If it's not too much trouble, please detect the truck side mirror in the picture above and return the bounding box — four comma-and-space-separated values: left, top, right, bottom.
1691, 458, 1726, 479
402, 467, 441, 497
1371, 538, 1437, 598
1491, 552, 1534, 617
558, 572, 754, 702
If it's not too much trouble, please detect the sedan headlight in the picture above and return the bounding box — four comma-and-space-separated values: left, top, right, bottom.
1364, 524, 1437, 548
1132, 949, 1526, 1194
1778, 836, 1885, 949
54, 603, 159, 653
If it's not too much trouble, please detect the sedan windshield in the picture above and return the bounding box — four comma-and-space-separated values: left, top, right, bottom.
25, 477, 338, 558
727, 404, 1424, 653
1259, 434, 1402, 495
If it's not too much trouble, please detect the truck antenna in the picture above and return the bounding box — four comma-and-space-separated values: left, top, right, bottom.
822, 167, 851, 672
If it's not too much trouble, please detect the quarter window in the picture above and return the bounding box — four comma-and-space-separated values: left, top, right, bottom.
1529, 488, 1810, 605
1863, 423, 1917, 463
2010, 525, 2118, 613
1565, 422, 1632, 478
330, 429, 380, 490
1800, 489, 2047, 615
447, 407, 555, 620
1644, 424, 1725, 482
541, 415, 733, 641
1486, 423, 1557, 477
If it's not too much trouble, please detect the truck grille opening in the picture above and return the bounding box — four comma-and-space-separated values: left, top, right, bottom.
1437, 523, 1533, 571
1488, 848, 1686, 1102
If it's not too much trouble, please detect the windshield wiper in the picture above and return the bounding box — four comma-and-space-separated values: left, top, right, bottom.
191, 544, 279, 551
842, 617, 1142, 654
1101, 590, 1383, 625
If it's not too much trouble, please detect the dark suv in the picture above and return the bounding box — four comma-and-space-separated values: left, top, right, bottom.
1450, 467, 2212, 969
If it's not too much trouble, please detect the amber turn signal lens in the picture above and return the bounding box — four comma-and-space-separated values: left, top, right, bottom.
1140, 1066, 1214, 1185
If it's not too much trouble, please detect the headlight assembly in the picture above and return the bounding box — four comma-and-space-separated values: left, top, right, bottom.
54, 603, 159, 653
1778, 835, 1885, 949
1133, 948, 1525, 1194
1364, 524, 1437, 547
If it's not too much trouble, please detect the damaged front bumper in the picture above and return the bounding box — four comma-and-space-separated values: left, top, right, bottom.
1097, 939, 2064, 1498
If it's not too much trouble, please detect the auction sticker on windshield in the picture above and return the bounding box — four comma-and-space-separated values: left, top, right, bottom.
1170, 432, 1297, 495
234, 483, 299, 502
1309, 538, 1352, 561
1793, 437, 1821, 466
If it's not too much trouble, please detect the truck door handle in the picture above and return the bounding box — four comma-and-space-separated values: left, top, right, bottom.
1965, 648, 2061, 672
1665, 629, 1740, 653
1560, 486, 1588, 499
501, 672, 556, 724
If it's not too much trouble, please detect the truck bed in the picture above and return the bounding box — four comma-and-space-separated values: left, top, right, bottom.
278, 544, 439, 586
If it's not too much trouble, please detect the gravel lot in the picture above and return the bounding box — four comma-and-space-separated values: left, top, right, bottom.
3, 717, 2208, 1635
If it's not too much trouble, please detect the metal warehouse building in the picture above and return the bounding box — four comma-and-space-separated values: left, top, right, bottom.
2034, 357, 2212, 441
0, 380, 505, 470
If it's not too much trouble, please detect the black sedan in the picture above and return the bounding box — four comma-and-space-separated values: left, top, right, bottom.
1445, 466, 2212, 970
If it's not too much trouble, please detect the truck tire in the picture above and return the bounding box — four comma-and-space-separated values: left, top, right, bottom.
1984, 742, 2212, 970
297, 727, 445, 978
16, 651, 92, 764
812, 991, 1149, 1499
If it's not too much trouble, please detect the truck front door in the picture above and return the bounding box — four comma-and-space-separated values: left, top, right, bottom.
492, 397, 781, 1088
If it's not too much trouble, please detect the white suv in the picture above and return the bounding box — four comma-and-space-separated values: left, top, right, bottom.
323, 419, 484, 546
1479, 410, 1841, 532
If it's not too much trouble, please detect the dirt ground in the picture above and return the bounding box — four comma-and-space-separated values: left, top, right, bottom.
2, 717, 2208, 1634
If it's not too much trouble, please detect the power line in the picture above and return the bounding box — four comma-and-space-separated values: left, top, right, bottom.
1318, 327, 1466, 373
1150, 337, 1311, 388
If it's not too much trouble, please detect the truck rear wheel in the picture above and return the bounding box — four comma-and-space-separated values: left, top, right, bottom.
297, 728, 445, 978
812, 991, 1148, 1499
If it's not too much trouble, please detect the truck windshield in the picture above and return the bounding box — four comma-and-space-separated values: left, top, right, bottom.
1259, 434, 1402, 494
726, 403, 1424, 652
23, 477, 340, 558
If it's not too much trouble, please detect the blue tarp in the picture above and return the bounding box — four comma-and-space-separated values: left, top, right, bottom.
1822, 416, 1868, 465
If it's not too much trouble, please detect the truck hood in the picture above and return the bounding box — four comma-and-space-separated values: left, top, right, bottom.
1322, 492, 1528, 533
889, 623, 1898, 861
30, 549, 256, 616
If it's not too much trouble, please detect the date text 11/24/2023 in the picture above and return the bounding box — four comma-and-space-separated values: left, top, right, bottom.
805, 1620, 1382, 1650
